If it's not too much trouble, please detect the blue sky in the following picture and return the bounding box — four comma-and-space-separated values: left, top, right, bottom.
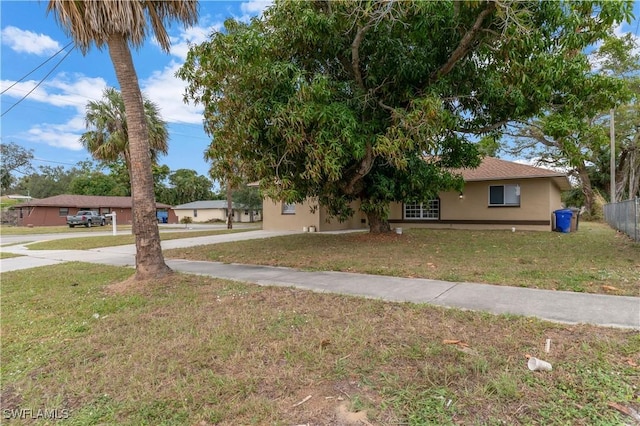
1, 0, 271, 180
1, 1, 639, 183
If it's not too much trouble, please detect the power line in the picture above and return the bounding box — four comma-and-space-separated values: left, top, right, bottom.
1, 85, 210, 138
32, 157, 79, 166
0, 41, 74, 95
1, 47, 74, 118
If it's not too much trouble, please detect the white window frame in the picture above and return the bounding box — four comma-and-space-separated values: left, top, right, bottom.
489, 184, 520, 206
282, 203, 296, 215
404, 199, 439, 220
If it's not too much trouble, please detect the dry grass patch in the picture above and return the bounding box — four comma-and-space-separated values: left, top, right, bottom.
1, 263, 639, 425
0, 251, 23, 259
0, 225, 134, 235
165, 221, 640, 296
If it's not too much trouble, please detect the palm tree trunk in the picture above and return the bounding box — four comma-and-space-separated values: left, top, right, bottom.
107, 34, 171, 280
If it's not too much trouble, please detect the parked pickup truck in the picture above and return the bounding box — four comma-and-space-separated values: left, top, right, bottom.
66, 210, 107, 228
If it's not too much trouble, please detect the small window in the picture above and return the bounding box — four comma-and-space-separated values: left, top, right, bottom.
489, 184, 520, 206
193, 209, 198, 218
59, 208, 69, 217
282, 203, 296, 214
244, 209, 249, 215
404, 199, 439, 220
100, 207, 110, 214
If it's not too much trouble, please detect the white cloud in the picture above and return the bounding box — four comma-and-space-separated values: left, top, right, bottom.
141, 61, 204, 124
1, 74, 106, 113
1, 74, 107, 151
589, 22, 640, 71
26, 119, 85, 151
237, 0, 272, 22
169, 23, 223, 60
45, 74, 107, 111
1, 26, 62, 56
614, 23, 640, 57
240, 0, 272, 14
513, 157, 570, 173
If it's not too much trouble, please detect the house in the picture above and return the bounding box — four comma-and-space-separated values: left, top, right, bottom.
10, 194, 177, 227
172, 200, 262, 223
262, 157, 572, 232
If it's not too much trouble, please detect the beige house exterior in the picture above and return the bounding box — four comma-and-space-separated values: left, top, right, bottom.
262, 157, 572, 232
173, 200, 262, 223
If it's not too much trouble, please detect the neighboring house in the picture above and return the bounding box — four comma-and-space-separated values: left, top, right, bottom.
10, 194, 177, 227
263, 157, 572, 232
173, 200, 262, 223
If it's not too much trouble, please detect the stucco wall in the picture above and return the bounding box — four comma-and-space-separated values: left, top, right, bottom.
388, 178, 559, 231
174, 208, 226, 223
174, 208, 261, 223
262, 177, 564, 232
318, 201, 368, 231
263, 198, 367, 231
262, 198, 320, 231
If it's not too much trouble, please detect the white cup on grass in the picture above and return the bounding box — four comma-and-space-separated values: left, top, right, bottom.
527, 357, 552, 371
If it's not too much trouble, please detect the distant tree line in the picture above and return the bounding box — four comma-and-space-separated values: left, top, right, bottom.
0, 142, 264, 208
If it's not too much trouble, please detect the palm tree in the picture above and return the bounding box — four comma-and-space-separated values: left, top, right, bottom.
47, 0, 198, 280
81, 87, 169, 189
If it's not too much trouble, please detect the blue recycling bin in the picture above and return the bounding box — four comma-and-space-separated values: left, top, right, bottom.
554, 209, 573, 233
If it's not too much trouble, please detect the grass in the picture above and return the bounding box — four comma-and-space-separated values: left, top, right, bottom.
0, 251, 22, 259
23, 229, 251, 251
0, 224, 135, 235
1, 263, 638, 425
164, 221, 640, 296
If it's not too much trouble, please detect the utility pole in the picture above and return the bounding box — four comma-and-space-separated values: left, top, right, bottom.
610, 108, 616, 203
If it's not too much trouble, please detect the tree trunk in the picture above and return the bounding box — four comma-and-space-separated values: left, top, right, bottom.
577, 165, 594, 214
226, 179, 233, 229
366, 211, 391, 233
108, 34, 171, 280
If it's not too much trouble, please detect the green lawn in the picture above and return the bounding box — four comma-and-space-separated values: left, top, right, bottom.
0, 224, 134, 235
25, 228, 252, 251
164, 221, 640, 296
1, 263, 638, 425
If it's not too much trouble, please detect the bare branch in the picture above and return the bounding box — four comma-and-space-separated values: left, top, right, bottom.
456, 120, 508, 134
343, 143, 374, 195
351, 23, 372, 90
378, 99, 394, 112
429, 1, 496, 83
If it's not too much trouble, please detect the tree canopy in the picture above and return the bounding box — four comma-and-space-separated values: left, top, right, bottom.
81, 87, 169, 180
178, 0, 633, 232
507, 30, 639, 214
0, 142, 34, 194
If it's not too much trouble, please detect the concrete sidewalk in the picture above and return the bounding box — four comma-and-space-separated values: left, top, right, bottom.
1, 230, 638, 329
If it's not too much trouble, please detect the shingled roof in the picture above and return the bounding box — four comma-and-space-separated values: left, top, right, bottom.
456, 157, 572, 190
12, 194, 172, 209
173, 200, 236, 209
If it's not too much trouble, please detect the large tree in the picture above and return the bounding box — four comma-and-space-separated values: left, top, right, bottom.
166, 168, 214, 205
178, 0, 632, 232
15, 165, 81, 199
233, 183, 262, 222
48, 0, 198, 279
0, 142, 34, 194
69, 171, 128, 196
506, 31, 639, 213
